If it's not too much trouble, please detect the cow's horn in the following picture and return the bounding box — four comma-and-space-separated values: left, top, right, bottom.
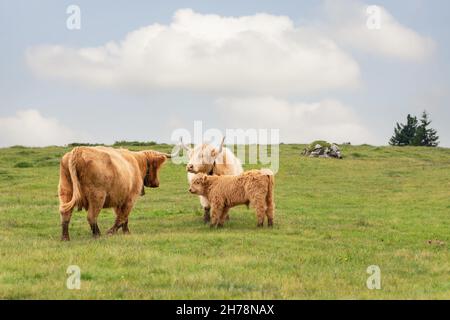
180, 137, 192, 151
159, 146, 181, 159
159, 152, 173, 158
217, 136, 225, 154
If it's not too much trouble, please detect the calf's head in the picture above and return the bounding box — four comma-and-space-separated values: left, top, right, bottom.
188, 173, 209, 195
143, 152, 167, 188
182, 137, 225, 174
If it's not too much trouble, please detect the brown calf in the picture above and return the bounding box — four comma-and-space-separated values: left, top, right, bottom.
189, 169, 275, 228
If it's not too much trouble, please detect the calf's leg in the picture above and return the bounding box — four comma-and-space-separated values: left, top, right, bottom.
219, 207, 230, 227
210, 206, 223, 228
251, 196, 267, 227
199, 196, 211, 223
266, 198, 274, 227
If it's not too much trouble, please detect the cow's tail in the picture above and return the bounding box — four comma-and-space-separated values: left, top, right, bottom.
261, 169, 275, 221
60, 148, 82, 213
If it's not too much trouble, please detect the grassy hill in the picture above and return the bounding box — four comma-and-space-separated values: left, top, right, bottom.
0, 144, 448, 299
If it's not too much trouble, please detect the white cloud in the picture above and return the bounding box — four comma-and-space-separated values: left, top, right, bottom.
0, 110, 86, 147
23, 5, 435, 147
26, 9, 360, 95
323, 0, 435, 60
215, 97, 374, 144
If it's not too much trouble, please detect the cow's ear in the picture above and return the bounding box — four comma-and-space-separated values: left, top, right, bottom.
144, 152, 166, 169
202, 175, 208, 183
160, 154, 167, 163
154, 154, 167, 167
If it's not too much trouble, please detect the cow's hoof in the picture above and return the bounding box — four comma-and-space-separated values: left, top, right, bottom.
107, 226, 119, 235
91, 224, 101, 238
122, 229, 130, 235
203, 208, 211, 223
61, 236, 70, 241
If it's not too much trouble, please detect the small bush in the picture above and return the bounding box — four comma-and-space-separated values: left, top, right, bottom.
304, 140, 332, 153
35, 159, 60, 167
67, 143, 105, 147
16, 150, 36, 156
309, 140, 331, 148
113, 141, 157, 147
350, 152, 367, 158
14, 162, 33, 168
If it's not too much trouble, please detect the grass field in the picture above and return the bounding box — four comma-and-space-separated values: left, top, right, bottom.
0, 144, 449, 299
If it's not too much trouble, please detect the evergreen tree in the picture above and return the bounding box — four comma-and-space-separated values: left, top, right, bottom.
389, 114, 418, 146
389, 111, 439, 147
414, 111, 439, 147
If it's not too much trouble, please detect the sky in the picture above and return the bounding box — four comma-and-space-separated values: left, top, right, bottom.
1, 0, 450, 147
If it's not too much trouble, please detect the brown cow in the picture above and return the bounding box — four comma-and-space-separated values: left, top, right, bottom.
188, 169, 275, 228
58, 146, 174, 241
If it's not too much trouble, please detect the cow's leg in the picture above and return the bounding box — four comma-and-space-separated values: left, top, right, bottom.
199, 196, 211, 223
203, 207, 211, 223
108, 217, 129, 235
59, 173, 74, 241
87, 207, 102, 238
87, 192, 105, 238
107, 208, 123, 235
218, 207, 230, 227
60, 211, 72, 241
120, 201, 133, 234
108, 201, 133, 235
251, 196, 267, 227
121, 219, 130, 234
210, 205, 223, 228
266, 196, 274, 228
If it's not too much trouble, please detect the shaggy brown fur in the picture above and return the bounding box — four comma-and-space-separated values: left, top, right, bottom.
58, 146, 168, 241
183, 138, 243, 223
189, 169, 275, 228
